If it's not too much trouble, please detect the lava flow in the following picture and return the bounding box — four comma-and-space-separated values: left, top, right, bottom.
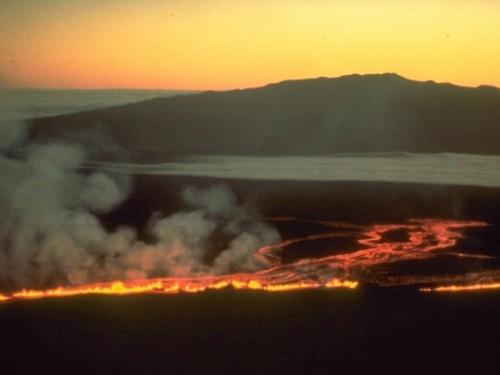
420, 283, 500, 292
1, 218, 497, 302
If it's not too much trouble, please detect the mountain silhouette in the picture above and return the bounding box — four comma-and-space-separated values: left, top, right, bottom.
29, 73, 500, 161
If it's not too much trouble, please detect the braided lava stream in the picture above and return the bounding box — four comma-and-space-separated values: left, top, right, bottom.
1, 218, 498, 302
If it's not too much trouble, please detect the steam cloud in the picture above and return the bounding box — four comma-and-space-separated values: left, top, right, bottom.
0, 119, 280, 291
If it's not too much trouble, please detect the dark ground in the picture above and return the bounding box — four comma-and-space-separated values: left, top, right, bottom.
105, 174, 500, 226
104, 175, 500, 257
1, 176, 500, 374
1, 288, 499, 374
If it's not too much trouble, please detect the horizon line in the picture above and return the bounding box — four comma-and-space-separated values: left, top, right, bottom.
3, 72, 499, 92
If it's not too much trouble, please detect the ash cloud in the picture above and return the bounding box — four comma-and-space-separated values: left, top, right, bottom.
0, 118, 280, 291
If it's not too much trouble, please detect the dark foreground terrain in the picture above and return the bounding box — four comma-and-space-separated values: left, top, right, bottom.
1, 176, 500, 374
1, 288, 499, 374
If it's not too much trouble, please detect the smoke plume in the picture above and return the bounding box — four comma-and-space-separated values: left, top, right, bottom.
0, 119, 280, 291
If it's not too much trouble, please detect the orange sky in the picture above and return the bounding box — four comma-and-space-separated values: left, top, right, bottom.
1, 0, 499, 90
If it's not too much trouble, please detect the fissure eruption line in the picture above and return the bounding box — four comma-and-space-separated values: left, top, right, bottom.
1, 218, 497, 302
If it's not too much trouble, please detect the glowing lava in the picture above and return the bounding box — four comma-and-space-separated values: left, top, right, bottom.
1, 218, 496, 302
420, 283, 500, 292
2, 277, 357, 302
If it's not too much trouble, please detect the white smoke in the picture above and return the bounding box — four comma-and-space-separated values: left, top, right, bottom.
121, 185, 280, 280
0, 119, 280, 290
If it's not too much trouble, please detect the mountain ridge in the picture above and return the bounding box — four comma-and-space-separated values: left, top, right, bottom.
29, 73, 500, 161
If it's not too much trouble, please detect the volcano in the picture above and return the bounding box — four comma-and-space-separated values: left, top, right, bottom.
28, 73, 500, 162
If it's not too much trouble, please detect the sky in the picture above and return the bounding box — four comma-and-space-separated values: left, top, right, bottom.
0, 0, 499, 90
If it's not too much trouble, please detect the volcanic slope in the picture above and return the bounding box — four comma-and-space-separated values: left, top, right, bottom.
29, 73, 500, 162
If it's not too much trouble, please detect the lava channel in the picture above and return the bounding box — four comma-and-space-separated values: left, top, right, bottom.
1, 218, 497, 302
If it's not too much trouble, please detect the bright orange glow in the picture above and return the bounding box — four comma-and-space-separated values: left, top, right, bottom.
1, 218, 495, 302
325, 279, 359, 289
1, 278, 357, 302
1, 1, 499, 89
420, 283, 500, 293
